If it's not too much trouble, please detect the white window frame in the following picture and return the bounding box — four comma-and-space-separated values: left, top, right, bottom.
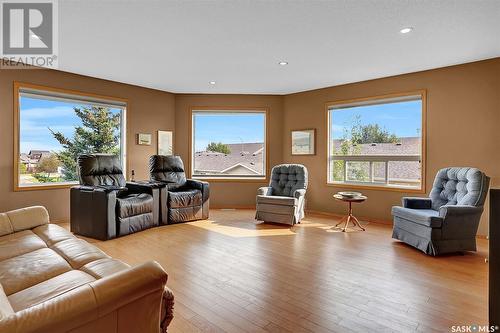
190, 109, 268, 181
326, 91, 426, 192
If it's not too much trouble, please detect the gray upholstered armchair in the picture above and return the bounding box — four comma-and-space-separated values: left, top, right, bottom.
255, 164, 308, 225
392, 167, 490, 256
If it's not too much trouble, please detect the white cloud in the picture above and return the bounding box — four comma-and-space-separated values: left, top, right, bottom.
21, 106, 75, 120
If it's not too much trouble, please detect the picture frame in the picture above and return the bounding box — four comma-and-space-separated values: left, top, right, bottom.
137, 133, 152, 145
158, 130, 173, 155
291, 129, 316, 155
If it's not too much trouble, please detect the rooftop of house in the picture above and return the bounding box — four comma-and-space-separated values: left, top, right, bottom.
194, 143, 264, 175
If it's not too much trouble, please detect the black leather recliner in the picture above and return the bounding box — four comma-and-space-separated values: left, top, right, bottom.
70, 154, 160, 240
149, 155, 209, 224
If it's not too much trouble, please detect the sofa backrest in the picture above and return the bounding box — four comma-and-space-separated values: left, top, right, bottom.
0, 206, 49, 237
149, 155, 187, 185
269, 164, 308, 197
429, 167, 490, 210
77, 154, 126, 187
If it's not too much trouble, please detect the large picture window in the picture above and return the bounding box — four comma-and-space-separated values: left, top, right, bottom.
14, 83, 127, 190
327, 92, 425, 191
191, 109, 267, 179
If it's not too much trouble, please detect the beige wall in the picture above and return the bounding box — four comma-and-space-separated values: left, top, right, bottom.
1, 58, 498, 236
0, 68, 175, 221
174, 94, 284, 208
283, 58, 500, 235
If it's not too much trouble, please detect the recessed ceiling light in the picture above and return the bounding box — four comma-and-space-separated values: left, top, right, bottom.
278, 61, 288, 66
209, 81, 216, 85
400, 27, 413, 34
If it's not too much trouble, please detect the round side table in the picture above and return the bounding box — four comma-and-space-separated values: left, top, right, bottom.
333, 194, 367, 232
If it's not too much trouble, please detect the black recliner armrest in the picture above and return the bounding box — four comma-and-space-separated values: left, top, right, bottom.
186, 179, 210, 219
70, 186, 118, 240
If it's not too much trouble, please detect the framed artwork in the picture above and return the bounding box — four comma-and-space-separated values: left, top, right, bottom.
137, 133, 152, 145
158, 130, 173, 155
291, 129, 316, 155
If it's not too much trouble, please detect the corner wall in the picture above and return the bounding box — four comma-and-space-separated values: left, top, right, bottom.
174, 94, 284, 208
282, 58, 500, 235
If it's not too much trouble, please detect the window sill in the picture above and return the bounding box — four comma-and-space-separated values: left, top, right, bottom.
326, 181, 424, 193
14, 182, 77, 191
192, 176, 268, 183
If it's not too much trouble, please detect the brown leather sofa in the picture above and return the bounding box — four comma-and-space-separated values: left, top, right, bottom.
0, 206, 174, 333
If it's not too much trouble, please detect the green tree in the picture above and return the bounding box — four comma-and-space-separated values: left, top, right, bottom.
356, 124, 398, 144
19, 163, 27, 174
36, 154, 60, 178
206, 142, 231, 154
50, 106, 120, 181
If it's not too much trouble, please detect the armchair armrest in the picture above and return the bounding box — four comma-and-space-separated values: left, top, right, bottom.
73, 184, 127, 193
438, 205, 483, 218
293, 189, 306, 199
402, 197, 432, 209
186, 179, 210, 220
70, 186, 118, 240
257, 186, 272, 196
0, 261, 169, 333
438, 205, 484, 240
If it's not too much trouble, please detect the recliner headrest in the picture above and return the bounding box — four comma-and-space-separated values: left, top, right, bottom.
77, 154, 126, 187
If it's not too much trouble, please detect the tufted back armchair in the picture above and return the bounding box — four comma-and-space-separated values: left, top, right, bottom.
429, 167, 489, 210
256, 164, 308, 225
269, 164, 308, 197
392, 167, 490, 256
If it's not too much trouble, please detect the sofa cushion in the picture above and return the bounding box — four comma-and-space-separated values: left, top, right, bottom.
81, 258, 130, 279
7, 270, 96, 312
0, 284, 13, 320
257, 195, 297, 207
32, 224, 74, 247
0, 230, 47, 262
391, 206, 443, 228
168, 189, 202, 208
117, 194, 154, 218
51, 239, 109, 269
0, 248, 72, 295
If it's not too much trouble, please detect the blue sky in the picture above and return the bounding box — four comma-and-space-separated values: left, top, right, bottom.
19, 97, 121, 154
330, 100, 422, 139
193, 113, 265, 152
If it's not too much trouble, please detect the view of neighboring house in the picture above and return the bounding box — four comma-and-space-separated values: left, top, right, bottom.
194, 142, 264, 176
332, 137, 421, 185
19, 150, 51, 172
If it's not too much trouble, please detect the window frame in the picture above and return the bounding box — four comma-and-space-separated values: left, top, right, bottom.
325, 90, 427, 193
13, 82, 128, 191
189, 107, 269, 182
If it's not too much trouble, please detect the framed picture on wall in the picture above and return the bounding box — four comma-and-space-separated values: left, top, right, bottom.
158, 130, 173, 155
291, 129, 316, 155
137, 133, 152, 145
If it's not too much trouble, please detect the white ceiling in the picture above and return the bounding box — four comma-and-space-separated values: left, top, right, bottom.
58, 0, 500, 95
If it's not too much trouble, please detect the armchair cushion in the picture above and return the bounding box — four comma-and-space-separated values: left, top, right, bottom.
149, 155, 187, 185
257, 195, 297, 207
391, 206, 443, 228
168, 189, 202, 208
77, 154, 126, 187
270, 164, 308, 197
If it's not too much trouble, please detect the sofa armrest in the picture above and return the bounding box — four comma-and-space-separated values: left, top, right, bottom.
402, 197, 432, 209
0, 262, 169, 333
257, 186, 272, 196
293, 189, 306, 199
439, 205, 484, 239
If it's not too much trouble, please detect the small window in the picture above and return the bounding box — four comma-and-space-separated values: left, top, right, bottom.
327, 92, 425, 190
14, 83, 127, 190
191, 110, 267, 179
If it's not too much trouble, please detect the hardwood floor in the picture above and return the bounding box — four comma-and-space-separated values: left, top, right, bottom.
79, 209, 488, 333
